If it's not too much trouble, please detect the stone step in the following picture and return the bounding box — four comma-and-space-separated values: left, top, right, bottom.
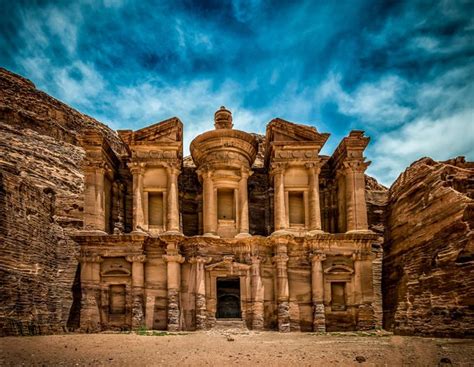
213, 318, 248, 330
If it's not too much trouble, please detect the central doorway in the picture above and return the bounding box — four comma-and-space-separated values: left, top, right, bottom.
216, 277, 241, 319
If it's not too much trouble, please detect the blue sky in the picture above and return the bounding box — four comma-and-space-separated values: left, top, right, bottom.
1, 0, 473, 186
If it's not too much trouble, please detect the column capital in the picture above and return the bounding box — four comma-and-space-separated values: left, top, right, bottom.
126, 254, 147, 263
165, 165, 181, 176
269, 162, 287, 176
250, 255, 265, 265
129, 161, 146, 174
352, 250, 370, 261
310, 252, 326, 263
272, 253, 289, 265
305, 161, 322, 174
342, 159, 370, 174
197, 166, 214, 179
77, 254, 103, 263
240, 166, 253, 179
189, 256, 212, 265
163, 254, 185, 264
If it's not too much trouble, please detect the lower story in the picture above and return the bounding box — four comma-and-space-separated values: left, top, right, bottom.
73, 232, 382, 332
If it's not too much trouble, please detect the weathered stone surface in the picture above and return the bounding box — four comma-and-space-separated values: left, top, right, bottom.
0, 68, 126, 336
365, 175, 388, 330
383, 157, 474, 337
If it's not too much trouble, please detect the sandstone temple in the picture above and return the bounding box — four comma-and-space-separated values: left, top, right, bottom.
73, 106, 381, 332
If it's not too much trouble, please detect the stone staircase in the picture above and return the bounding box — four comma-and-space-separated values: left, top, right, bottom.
210, 319, 249, 335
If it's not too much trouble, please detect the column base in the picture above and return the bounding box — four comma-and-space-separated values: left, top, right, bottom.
277, 301, 290, 332
162, 230, 184, 236
130, 230, 149, 236
270, 229, 292, 237
131, 293, 145, 329
313, 303, 326, 332
195, 294, 207, 330
307, 229, 326, 236
77, 229, 108, 236
202, 232, 220, 238
167, 288, 181, 332
252, 301, 264, 330
235, 232, 252, 238
346, 229, 374, 234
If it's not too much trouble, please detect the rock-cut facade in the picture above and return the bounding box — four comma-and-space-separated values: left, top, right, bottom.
74, 106, 382, 332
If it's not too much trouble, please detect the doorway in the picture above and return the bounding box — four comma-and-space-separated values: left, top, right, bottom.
216, 278, 241, 319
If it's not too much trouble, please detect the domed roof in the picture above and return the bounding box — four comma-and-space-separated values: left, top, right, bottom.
190, 107, 258, 169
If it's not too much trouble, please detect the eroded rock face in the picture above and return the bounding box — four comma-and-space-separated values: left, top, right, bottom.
0, 68, 125, 335
383, 157, 474, 337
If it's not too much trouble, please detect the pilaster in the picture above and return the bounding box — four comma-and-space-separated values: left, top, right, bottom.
250, 255, 264, 330
310, 252, 326, 332
272, 239, 290, 332
163, 245, 185, 332
190, 256, 211, 330
77, 255, 103, 332
129, 162, 146, 231
126, 254, 146, 329
166, 166, 181, 233
271, 164, 287, 233
306, 162, 323, 233
237, 168, 252, 237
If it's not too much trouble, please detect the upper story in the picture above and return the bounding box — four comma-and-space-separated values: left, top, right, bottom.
81, 107, 372, 238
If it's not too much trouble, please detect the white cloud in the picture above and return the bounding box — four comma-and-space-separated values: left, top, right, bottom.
317, 72, 412, 127
56, 62, 105, 106
100, 79, 271, 155
367, 109, 474, 185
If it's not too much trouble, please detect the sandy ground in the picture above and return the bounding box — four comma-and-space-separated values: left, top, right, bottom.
1, 330, 473, 366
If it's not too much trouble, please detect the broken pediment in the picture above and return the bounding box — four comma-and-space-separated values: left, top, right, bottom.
265, 118, 329, 144
118, 117, 183, 145
205, 255, 251, 273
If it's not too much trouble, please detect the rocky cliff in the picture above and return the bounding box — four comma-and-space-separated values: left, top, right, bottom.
0, 68, 126, 335
383, 157, 474, 337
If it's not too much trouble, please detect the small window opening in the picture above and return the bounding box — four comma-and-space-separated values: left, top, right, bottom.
149, 192, 164, 226
218, 189, 235, 220
331, 282, 346, 311
289, 191, 305, 225
109, 285, 126, 314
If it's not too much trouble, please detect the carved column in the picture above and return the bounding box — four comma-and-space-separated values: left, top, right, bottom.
251, 256, 264, 330
336, 170, 346, 233
126, 255, 146, 329
202, 170, 217, 235
307, 163, 323, 232
130, 163, 146, 231
353, 250, 373, 330
77, 255, 103, 332
84, 165, 108, 232
311, 252, 326, 332
190, 256, 209, 330
164, 248, 184, 331
272, 241, 290, 332
272, 165, 287, 232
238, 168, 252, 237
166, 167, 181, 233
343, 161, 369, 232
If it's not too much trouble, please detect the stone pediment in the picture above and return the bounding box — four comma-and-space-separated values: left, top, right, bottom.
118, 117, 183, 145
266, 118, 329, 144
264, 118, 329, 167
205, 255, 250, 272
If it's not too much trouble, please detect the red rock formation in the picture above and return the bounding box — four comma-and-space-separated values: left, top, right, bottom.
383, 157, 474, 337
0, 68, 126, 335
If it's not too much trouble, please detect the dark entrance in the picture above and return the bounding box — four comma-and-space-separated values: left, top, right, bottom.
216, 278, 241, 319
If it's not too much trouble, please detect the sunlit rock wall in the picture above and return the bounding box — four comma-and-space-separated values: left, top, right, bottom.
383, 157, 474, 337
